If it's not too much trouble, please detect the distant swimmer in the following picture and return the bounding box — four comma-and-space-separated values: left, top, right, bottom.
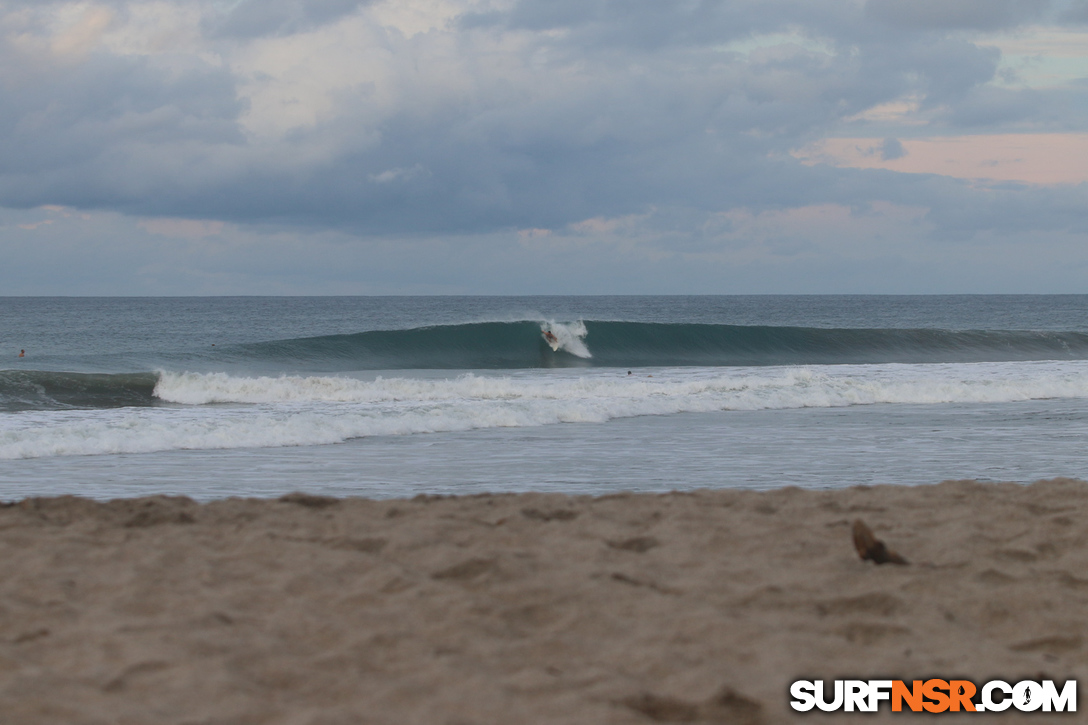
18, 349, 24, 358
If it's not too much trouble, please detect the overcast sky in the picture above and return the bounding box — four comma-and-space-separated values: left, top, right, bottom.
2, 0, 1088, 294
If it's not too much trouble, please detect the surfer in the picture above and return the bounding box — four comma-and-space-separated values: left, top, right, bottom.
544, 330, 557, 344
18, 349, 24, 358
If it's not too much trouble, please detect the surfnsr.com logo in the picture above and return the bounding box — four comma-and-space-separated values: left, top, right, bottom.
790, 679, 1076, 713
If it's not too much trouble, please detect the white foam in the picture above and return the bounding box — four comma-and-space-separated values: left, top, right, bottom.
4, 361, 1088, 459
541, 320, 591, 358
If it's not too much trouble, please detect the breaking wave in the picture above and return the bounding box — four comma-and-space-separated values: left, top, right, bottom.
4, 361, 1088, 458
6, 319, 1088, 413
227, 320, 1088, 370
0, 370, 160, 412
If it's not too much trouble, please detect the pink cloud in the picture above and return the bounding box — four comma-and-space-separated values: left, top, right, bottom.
794, 134, 1088, 185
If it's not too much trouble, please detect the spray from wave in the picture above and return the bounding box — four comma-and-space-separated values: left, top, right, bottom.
540, 320, 591, 358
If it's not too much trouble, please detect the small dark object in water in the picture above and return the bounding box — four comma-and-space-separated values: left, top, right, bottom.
852, 519, 908, 565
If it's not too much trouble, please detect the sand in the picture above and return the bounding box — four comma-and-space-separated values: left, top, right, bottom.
1, 478, 1086, 724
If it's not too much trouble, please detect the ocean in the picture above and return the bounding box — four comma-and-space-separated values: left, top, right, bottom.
2, 295, 1088, 501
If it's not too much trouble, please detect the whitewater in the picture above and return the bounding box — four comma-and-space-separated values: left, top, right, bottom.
3, 296, 1088, 499
4, 360, 1088, 460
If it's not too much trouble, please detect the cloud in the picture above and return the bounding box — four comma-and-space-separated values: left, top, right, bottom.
1058, 0, 1088, 23
207, 0, 374, 38
139, 217, 225, 238
795, 133, 1088, 185
0, 0, 1087, 294
865, 0, 1050, 31
17, 219, 54, 230
880, 137, 906, 160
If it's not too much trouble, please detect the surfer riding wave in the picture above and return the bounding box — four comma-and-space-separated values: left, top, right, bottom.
541, 321, 592, 358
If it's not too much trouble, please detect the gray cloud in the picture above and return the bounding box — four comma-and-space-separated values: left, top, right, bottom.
865, 0, 1051, 31
204, 0, 372, 38
464, 0, 866, 53
880, 138, 906, 160
939, 86, 1052, 128
0, 0, 1085, 263
1059, 0, 1088, 22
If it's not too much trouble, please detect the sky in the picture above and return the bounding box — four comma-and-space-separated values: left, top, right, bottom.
2, 0, 1088, 294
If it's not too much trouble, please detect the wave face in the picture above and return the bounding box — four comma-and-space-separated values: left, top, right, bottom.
230, 320, 592, 370
0, 371, 160, 412
229, 320, 1088, 370
4, 361, 1088, 458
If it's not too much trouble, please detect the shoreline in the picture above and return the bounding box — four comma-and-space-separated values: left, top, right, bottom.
2, 479, 1086, 723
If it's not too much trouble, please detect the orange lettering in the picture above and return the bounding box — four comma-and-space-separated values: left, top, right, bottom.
949, 680, 977, 712
922, 679, 950, 713
892, 680, 924, 712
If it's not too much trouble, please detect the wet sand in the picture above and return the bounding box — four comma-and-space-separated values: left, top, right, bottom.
1, 478, 1086, 723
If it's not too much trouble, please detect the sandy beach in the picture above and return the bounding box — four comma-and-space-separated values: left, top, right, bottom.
2, 478, 1086, 724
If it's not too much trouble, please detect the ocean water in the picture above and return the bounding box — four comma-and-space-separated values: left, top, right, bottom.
2, 296, 1088, 500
